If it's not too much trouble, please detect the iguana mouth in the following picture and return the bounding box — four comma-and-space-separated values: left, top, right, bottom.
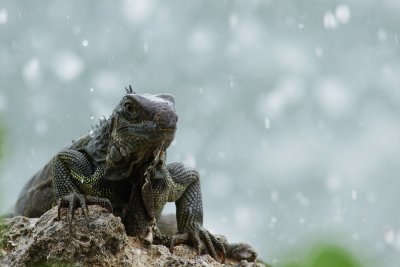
117, 124, 176, 134
116, 113, 176, 136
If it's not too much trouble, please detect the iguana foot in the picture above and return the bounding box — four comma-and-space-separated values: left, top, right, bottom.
154, 223, 226, 263
57, 193, 113, 234
216, 235, 258, 262
226, 242, 258, 262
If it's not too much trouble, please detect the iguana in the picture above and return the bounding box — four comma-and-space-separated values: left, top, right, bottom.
14, 87, 229, 261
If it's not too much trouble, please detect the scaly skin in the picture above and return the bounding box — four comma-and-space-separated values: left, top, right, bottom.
14, 87, 225, 261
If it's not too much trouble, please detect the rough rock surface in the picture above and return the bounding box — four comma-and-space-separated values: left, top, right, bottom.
0, 206, 266, 267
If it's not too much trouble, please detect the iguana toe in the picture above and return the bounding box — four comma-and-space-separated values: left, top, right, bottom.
57, 192, 112, 234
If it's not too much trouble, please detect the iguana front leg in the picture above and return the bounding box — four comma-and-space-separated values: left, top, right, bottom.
153, 162, 226, 262
52, 149, 113, 233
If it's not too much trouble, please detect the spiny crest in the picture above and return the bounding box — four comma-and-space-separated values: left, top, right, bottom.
125, 85, 136, 94
92, 116, 107, 130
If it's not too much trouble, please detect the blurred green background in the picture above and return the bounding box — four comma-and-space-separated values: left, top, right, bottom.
279, 244, 363, 267
1, 0, 399, 266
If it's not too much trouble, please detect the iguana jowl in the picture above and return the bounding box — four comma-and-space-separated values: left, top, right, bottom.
14, 87, 225, 260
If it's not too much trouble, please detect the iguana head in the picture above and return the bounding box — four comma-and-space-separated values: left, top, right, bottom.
104, 89, 178, 180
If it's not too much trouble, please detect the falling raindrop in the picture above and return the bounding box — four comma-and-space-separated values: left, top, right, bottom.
82, 39, 89, 47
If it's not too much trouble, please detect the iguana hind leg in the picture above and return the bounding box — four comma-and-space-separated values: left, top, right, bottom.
14, 163, 55, 217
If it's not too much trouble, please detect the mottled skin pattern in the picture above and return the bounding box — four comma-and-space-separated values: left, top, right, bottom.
14, 88, 225, 261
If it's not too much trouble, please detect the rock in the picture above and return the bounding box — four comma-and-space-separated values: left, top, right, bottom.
156, 213, 177, 236
0, 206, 267, 267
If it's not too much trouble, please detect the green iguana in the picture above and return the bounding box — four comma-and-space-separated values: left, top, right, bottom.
14, 87, 229, 261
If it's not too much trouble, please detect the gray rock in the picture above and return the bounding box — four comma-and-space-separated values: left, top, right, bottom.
0, 206, 267, 267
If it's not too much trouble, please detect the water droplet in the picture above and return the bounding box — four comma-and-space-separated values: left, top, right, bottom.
52, 51, 84, 81
377, 29, 387, 42
82, 40, 89, 47
90, 116, 94, 120
315, 47, 323, 58
335, 5, 351, 24
271, 191, 279, 202
22, 58, 41, 82
229, 13, 238, 29
326, 174, 342, 191
89, 88, 94, 92
0, 8, 8, 24
384, 228, 395, 244
351, 189, 358, 200
264, 117, 270, 129
35, 120, 48, 135
324, 11, 337, 29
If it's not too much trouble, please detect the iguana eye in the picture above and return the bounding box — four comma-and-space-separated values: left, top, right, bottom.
124, 102, 135, 113
123, 101, 140, 121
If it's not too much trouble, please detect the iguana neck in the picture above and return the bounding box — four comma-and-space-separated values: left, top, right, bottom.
85, 116, 114, 163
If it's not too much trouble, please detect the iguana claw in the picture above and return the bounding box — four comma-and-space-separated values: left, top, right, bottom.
57, 192, 113, 234
154, 223, 226, 263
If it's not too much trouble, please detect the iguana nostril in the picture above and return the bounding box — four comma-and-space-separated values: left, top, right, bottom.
154, 112, 177, 129
119, 147, 127, 157
154, 113, 161, 122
